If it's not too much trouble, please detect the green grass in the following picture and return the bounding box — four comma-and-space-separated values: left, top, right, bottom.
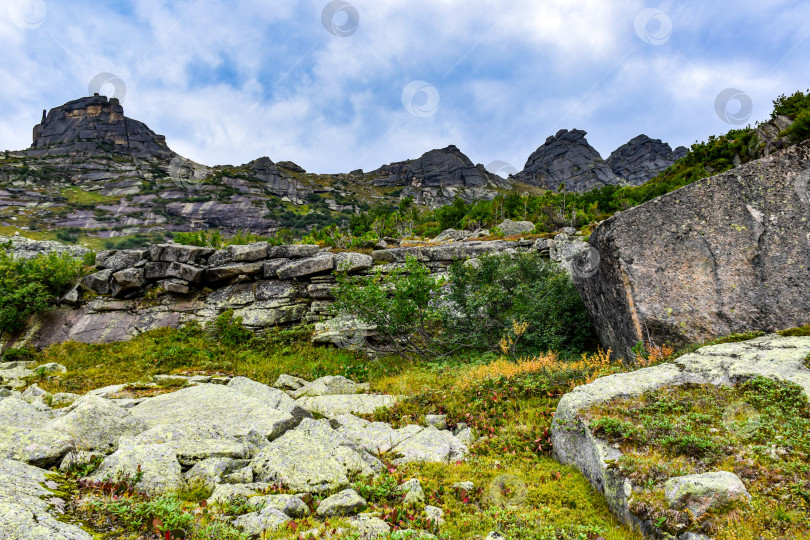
584, 379, 810, 540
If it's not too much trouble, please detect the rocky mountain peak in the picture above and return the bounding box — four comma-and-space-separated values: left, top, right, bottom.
516, 129, 618, 192
30, 94, 174, 161
606, 134, 687, 186
372, 145, 491, 190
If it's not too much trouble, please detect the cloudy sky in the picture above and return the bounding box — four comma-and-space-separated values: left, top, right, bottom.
1, 0, 808, 174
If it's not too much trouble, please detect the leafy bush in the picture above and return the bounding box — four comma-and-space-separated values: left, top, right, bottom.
444, 252, 594, 355
334, 252, 594, 359
784, 108, 810, 142
0, 250, 82, 338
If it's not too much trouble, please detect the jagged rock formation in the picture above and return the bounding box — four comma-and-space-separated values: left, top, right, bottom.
574, 140, 810, 358
371, 146, 512, 207
552, 334, 810, 538
14, 237, 554, 349
606, 135, 687, 186
515, 129, 619, 192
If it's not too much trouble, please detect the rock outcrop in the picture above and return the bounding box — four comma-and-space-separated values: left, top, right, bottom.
13, 237, 557, 349
516, 129, 618, 192
372, 145, 491, 190
606, 135, 687, 186
574, 140, 810, 358
551, 334, 810, 537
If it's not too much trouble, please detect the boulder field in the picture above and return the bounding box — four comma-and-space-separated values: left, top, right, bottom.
0, 372, 470, 539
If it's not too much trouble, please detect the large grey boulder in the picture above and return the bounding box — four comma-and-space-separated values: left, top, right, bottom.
0, 425, 73, 467
389, 425, 469, 465
232, 507, 289, 536
86, 443, 184, 495
0, 397, 52, 429
184, 457, 236, 490
268, 244, 320, 259
48, 395, 147, 453
575, 140, 810, 357
292, 375, 366, 398
0, 458, 92, 540
249, 494, 311, 518
129, 384, 296, 440
251, 418, 383, 493
333, 414, 425, 454
81, 269, 113, 294
552, 334, 810, 532
334, 252, 373, 273
96, 249, 147, 271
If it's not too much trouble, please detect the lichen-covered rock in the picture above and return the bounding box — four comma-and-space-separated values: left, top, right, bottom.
316, 488, 366, 516
87, 443, 184, 495
296, 394, 398, 419
664, 471, 750, 519
551, 335, 810, 531
349, 514, 391, 539
333, 414, 431, 455
334, 252, 373, 273
249, 494, 311, 518
0, 397, 51, 429
273, 374, 308, 391
268, 244, 319, 259
59, 450, 104, 472
252, 418, 383, 493
497, 219, 534, 236
232, 507, 290, 536
390, 426, 468, 464
276, 253, 334, 280
425, 505, 445, 526
424, 414, 447, 430
396, 478, 425, 505
0, 458, 92, 540
227, 376, 311, 422
129, 384, 296, 441
292, 375, 364, 398
184, 457, 235, 490
96, 249, 148, 271
48, 395, 147, 453
209, 483, 271, 504
0, 425, 73, 466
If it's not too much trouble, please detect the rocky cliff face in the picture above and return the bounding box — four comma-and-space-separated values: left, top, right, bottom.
574, 140, 810, 358
606, 135, 687, 186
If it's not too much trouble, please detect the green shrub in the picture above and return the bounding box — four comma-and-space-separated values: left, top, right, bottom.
444, 252, 595, 355
784, 109, 810, 142
0, 250, 82, 338
772, 90, 810, 119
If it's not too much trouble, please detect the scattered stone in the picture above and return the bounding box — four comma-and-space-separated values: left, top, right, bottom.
59, 450, 104, 472
36, 363, 67, 375
184, 457, 235, 490
664, 471, 750, 519
274, 374, 309, 391
268, 244, 320, 259
316, 488, 366, 516
296, 394, 398, 419
485, 532, 505, 540
209, 483, 271, 504
292, 375, 365, 398
222, 465, 253, 484
452, 481, 474, 491
334, 252, 373, 273
425, 505, 445, 526
227, 376, 312, 422
497, 219, 535, 236
277, 253, 335, 280
50, 392, 81, 408
0, 425, 74, 466
48, 395, 147, 453
232, 506, 290, 536
20, 384, 51, 405
397, 478, 425, 505
390, 426, 468, 465
250, 494, 311, 518
424, 414, 447, 430
349, 514, 391, 539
